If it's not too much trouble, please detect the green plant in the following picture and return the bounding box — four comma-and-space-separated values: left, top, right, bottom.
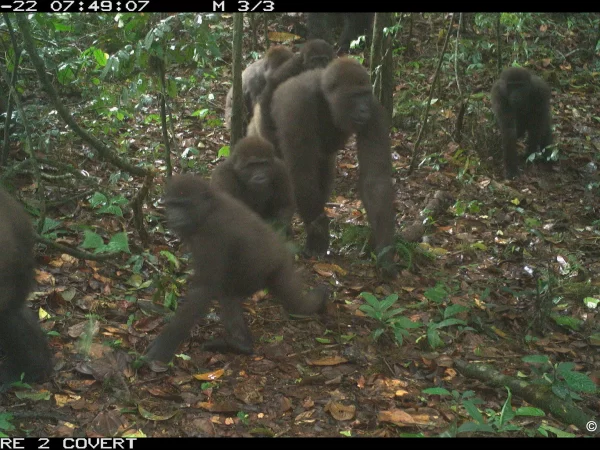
81, 228, 130, 254
424, 387, 547, 436
359, 292, 421, 345
425, 303, 472, 349
0, 413, 15, 437
522, 355, 598, 400
237, 411, 249, 426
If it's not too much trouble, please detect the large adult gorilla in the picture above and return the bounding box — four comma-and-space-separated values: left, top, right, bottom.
270, 57, 396, 278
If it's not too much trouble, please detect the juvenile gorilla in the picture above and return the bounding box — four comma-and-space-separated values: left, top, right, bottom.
269, 58, 396, 278
211, 136, 294, 233
491, 67, 553, 179
247, 39, 334, 145
0, 188, 53, 386
224, 45, 293, 133
145, 175, 328, 362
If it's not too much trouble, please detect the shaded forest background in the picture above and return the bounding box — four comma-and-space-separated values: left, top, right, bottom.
0, 12, 599, 437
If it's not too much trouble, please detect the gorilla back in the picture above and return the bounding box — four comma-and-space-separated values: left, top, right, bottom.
0, 188, 52, 386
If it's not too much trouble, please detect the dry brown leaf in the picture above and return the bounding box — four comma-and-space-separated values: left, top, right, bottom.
234, 380, 264, 405
193, 368, 225, 381
35, 269, 56, 283
279, 396, 292, 413
54, 394, 80, 407
313, 262, 347, 277
307, 356, 348, 366
196, 401, 240, 413
326, 401, 355, 421
294, 410, 316, 423
268, 31, 301, 43
378, 408, 416, 426
65, 379, 96, 391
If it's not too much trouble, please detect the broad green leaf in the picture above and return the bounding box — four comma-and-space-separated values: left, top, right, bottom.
463, 400, 485, 424
444, 304, 469, 319
106, 232, 131, 254
160, 250, 180, 269
560, 370, 597, 393
422, 387, 452, 396
82, 230, 104, 249
515, 407, 545, 417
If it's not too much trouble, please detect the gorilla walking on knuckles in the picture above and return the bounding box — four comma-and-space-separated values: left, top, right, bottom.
224, 45, 293, 134
211, 136, 295, 234
491, 67, 553, 179
145, 175, 328, 362
267, 57, 397, 278
247, 39, 335, 140
0, 188, 53, 386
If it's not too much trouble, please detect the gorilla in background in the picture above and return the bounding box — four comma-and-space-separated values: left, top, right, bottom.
0, 188, 53, 386
491, 67, 553, 179
224, 45, 293, 134
307, 13, 374, 54
247, 39, 335, 145
268, 58, 397, 279
210, 136, 295, 234
145, 175, 328, 362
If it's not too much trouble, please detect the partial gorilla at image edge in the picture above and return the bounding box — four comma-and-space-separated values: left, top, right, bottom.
0, 188, 53, 387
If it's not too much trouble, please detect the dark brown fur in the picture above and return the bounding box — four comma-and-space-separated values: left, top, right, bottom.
211, 136, 294, 233
224, 46, 294, 133
270, 58, 397, 278
307, 13, 374, 54
145, 175, 328, 362
491, 67, 553, 179
249, 39, 334, 148
0, 188, 52, 386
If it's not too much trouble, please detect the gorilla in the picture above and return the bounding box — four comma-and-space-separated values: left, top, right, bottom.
267, 58, 397, 278
491, 67, 553, 179
0, 188, 53, 386
307, 13, 374, 54
224, 45, 293, 133
247, 39, 335, 146
211, 136, 294, 234
145, 175, 328, 362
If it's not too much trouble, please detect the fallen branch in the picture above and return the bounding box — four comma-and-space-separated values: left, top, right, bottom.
455, 359, 595, 432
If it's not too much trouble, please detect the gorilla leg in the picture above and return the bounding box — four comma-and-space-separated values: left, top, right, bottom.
501, 124, 519, 179
203, 298, 253, 355
0, 307, 53, 385
269, 263, 328, 316
145, 286, 212, 363
294, 154, 336, 256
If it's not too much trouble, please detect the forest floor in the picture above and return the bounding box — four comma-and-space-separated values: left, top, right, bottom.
1, 15, 599, 439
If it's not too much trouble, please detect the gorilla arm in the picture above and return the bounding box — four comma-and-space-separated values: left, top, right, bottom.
356, 101, 397, 279
270, 157, 296, 230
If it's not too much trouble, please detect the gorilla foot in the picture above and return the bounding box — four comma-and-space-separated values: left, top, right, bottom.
304, 214, 330, 256
203, 337, 254, 355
